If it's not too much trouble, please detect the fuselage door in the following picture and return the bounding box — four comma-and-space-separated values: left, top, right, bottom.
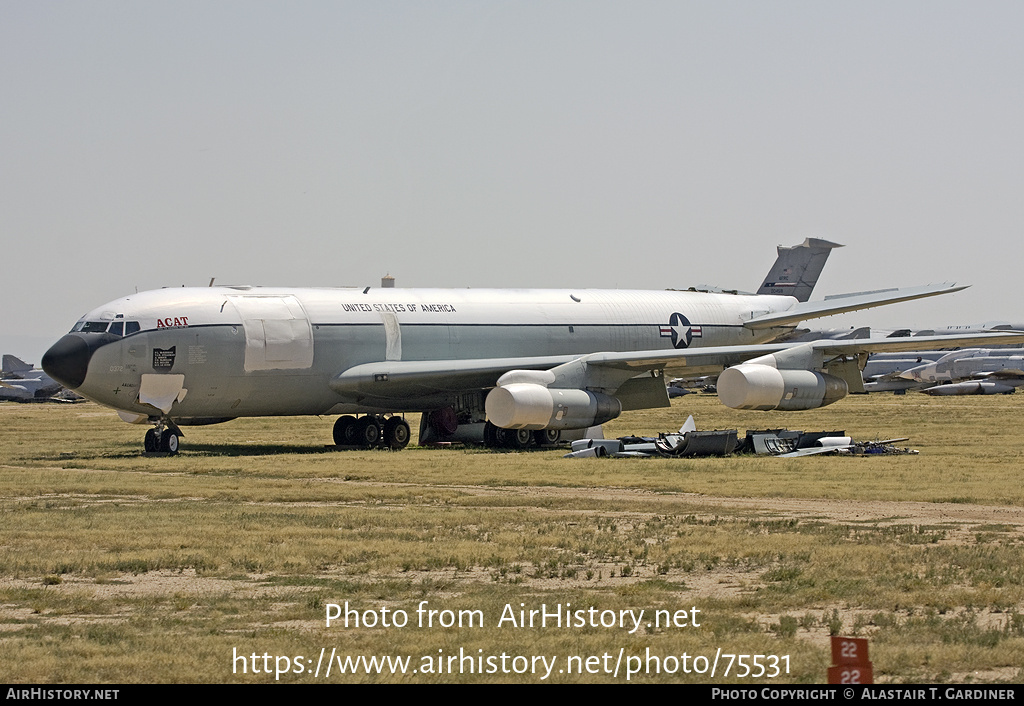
381, 311, 402, 361
228, 295, 314, 372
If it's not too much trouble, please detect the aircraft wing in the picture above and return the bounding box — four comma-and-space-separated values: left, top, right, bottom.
330, 354, 582, 401
330, 332, 1024, 403
743, 283, 967, 330
574, 332, 1024, 378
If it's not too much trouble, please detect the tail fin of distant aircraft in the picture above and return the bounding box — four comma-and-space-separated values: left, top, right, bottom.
757, 238, 844, 302
2, 355, 33, 374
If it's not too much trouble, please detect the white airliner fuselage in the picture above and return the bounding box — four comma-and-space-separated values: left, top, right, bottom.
46, 286, 790, 421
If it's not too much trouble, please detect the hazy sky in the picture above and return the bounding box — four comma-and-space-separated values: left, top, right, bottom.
4, 1, 1023, 364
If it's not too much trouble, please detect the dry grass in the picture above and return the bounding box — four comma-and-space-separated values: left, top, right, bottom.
2, 394, 1024, 683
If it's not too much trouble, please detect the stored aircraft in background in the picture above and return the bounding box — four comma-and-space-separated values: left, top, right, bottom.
881, 321, 1024, 340
41, 240, 1024, 454
898, 348, 1024, 395
859, 351, 949, 393
0, 355, 64, 401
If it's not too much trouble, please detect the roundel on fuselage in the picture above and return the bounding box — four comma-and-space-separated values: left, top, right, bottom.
661, 312, 703, 349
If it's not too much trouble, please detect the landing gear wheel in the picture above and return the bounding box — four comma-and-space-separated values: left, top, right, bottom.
428, 407, 458, 437
160, 431, 179, 455
144, 428, 158, 453
382, 417, 411, 450
333, 415, 356, 446
492, 425, 509, 448
534, 429, 560, 446
504, 428, 534, 450
354, 416, 382, 449
483, 421, 500, 448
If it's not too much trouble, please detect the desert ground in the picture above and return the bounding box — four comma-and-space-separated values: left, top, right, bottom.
2, 393, 1023, 683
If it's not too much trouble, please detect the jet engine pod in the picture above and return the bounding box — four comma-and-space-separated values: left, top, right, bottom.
485, 383, 622, 430
717, 364, 848, 410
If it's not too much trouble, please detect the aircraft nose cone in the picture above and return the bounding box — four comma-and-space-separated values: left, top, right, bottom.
899, 365, 928, 382
41, 334, 92, 389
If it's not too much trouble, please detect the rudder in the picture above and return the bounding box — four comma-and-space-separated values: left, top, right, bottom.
757, 238, 843, 302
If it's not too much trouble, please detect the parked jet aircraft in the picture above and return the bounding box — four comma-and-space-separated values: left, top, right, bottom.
0, 355, 63, 401
898, 348, 1024, 395
867, 322, 1024, 341
40, 242, 1024, 454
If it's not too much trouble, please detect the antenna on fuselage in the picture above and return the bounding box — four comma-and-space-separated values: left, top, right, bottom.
209, 278, 216, 287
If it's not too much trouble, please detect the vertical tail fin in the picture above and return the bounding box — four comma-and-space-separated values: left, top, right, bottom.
757, 238, 843, 302
2, 355, 34, 374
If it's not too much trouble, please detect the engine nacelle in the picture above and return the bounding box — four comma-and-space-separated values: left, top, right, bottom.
717, 364, 848, 411
485, 383, 622, 430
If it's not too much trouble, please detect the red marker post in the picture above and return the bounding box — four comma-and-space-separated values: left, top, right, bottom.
828, 636, 873, 684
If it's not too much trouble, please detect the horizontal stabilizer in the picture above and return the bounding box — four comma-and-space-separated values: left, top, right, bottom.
743, 283, 967, 330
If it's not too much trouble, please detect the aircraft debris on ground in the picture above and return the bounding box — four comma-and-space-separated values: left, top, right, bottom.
564, 416, 918, 458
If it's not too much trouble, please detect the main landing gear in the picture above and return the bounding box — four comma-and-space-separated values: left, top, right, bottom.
333, 415, 410, 450
483, 422, 560, 450
143, 420, 182, 455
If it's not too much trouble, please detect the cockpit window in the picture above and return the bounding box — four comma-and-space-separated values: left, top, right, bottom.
70, 319, 141, 335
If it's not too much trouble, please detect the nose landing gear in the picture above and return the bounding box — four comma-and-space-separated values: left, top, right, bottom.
143, 420, 182, 455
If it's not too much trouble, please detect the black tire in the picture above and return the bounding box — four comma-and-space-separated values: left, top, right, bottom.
492, 426, 508, 448
333, 415, 356, 446
383, 417, 410, 450
504, 428, 534, 450
534, 429, 560, 446
144, 428, 158, 453
483, 421, 500, 448
160, 432, 179, 455
355, 416, 382, 449
428, 407, 458, 437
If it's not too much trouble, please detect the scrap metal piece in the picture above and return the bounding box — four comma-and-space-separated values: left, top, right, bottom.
654, 429, 738, 457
